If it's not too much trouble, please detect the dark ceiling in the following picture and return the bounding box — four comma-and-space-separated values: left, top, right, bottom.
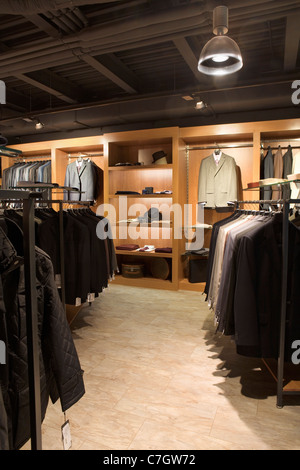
0, 0, 299, 145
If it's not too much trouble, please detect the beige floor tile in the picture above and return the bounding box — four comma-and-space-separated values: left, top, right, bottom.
30, 284, 300, 451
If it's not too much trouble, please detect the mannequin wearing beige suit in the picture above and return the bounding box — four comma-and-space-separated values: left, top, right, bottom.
198, 152, 238, 208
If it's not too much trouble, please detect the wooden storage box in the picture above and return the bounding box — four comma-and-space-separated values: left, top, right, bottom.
122, 263, 145, 278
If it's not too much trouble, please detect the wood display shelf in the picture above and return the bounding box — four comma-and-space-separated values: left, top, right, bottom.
2, 118, 300, 294
116, 221, 172, 227
116, 249, 172, 258
109, 194, 172, 198
284, 381, 300, 392
66, 304, 83, 325
113, 273, 175, 290
178, 278, 206, 292
262, 358, 300, 394
109, 164, 172, 170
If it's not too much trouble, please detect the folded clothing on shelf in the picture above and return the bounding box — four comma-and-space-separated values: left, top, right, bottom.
138, 245, 155, 252
116, 244, 140, 251
115, 191, 141, 195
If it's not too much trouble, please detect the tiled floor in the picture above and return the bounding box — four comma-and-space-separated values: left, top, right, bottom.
24, 284, 300, 450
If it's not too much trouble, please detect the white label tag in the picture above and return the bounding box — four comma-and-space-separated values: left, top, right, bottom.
61, 420, 72, 450
55, 274, 61, 288
87, 293, 95, 302
75, 297, 81, 307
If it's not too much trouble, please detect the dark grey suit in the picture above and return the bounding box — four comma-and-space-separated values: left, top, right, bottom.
282, 145, 293, 200
64, 160, 98, 201
262, 147, 274, 205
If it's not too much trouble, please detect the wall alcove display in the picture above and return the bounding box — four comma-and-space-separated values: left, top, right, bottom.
1, 119, 300, 294
103, 127, 183, 290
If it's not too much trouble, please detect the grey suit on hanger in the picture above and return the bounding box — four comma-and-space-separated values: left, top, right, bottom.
198, 153, 237, 208
64, 160, 97, 201
262, 147, 274, 203
282, 145, 293, 200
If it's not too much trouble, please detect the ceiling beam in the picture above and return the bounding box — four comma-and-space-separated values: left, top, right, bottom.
25, 14, 61, 38
173, 37, 202, 81
14, 70, 81, 104
284, 14, 300, 71
81, 54, 139, 94
5, 88, 29, 112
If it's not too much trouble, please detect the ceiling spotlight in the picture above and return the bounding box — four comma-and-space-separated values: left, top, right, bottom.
198, 5, 243, 76
195, 100, 207, 110
35, 119, 44, 130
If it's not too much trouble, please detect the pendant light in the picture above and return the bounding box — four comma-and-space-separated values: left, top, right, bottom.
198, 5, 243, 76
0, 134, 8, 146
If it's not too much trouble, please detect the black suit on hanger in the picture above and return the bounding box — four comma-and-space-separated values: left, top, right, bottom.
233, 213, 283, 358
37, 211, 91, 305
67, 211, 108, 296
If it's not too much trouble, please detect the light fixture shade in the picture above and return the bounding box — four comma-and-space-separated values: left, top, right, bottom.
35, 120, 44, 130
195, 100, 207, 110
198, 35, 243, 76
0, 134, 8, 146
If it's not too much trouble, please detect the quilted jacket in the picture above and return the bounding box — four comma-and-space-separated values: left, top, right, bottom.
0, 221, 85, 450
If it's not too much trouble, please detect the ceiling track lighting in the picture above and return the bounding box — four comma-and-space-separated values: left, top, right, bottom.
198, 5, 243, 76
194, 100, 207, 110
35, 119, 44, 130
22, 117, 45, 130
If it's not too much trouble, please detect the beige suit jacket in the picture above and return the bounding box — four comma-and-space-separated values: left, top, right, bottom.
198, 153, 237, 208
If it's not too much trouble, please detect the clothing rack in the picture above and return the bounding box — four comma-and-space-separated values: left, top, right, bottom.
0, 189, 44, 450
234, 198, 300, 408
186, 142, 253, 151
186, 141, 300, 152
261, 145, 300, 150
67, 153, 103, 159
0, 194, 92, 450
35, 199, 91, 310
13, 158, 51, 162
0, 147, 23, 158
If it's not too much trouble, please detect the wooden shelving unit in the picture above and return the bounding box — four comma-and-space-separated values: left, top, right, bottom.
1, 118, 299, 294
177, 118, 300, 291
103, 127, 181, 290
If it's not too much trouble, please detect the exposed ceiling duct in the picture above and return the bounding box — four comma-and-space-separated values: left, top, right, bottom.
0, 0, 122, 15
0, 0, 298, 144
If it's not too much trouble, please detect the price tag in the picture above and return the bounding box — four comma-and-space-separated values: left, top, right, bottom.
55, 274, 61, 288
61, 417, 72, 450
